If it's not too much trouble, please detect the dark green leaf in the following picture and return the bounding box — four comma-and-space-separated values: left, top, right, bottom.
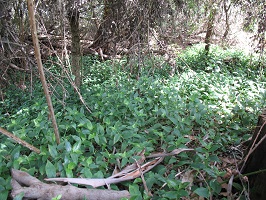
65, 140, 72, 152
45, 160, 56, 178
113, 134, 121, 144
210, 180, 221, 194
194, 187, 209, 198
48, 145, 58, 158
0, 190, 9, 200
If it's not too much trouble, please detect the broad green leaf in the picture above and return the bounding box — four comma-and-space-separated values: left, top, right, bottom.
13, 160, 19, 169
0, 190, 9, 200
11, 146, 21, 159
94, 134, 100, 145
163, 191, 179, 199
209, 144, 221, 152
209, 155, 220, 162
65, 140, 72, 152
72, 135, 81, 142
71, 123, 76, 129
82, 129, 90, 134
73, 141, 81, 152
67, 162, 76, 170
113, 134, 121, 144
129, 184, 142, 199
97, 123, 105, 134
94, 170, 104, 178
210, 180, 221, 194
45, 160, 56, 178
86, 120, 93, 130
70, 153, 79, 164
168, 117, 178, 125
194, 187, 209, 198
82, 168, 92, 178
166, 179, 178, 188
65, 168, 73, 178
48, 145, 58, 158
86, 157, 93, 166
101, 136, 107, 145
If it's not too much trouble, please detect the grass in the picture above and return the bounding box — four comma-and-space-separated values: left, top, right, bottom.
0, 45, 265, 199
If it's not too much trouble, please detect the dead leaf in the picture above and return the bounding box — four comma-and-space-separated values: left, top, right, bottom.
227, 175, 234, 198
217, 177, 228, 189
181, 170, 195, 189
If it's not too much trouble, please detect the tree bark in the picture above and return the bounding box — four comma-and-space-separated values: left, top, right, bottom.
241, 109, 266, 200
91, 0, 124, 55
11, 169, 130, 200
222, 0, 231, 40
256, 3, 266, 54
67, 2, 81, 88
91, 0, 162, 55
205, 1, 217, 55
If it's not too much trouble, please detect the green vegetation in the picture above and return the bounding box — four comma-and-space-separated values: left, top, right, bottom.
0, 45, 265, 199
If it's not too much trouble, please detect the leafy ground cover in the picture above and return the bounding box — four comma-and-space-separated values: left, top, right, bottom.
0, 45, 265, 199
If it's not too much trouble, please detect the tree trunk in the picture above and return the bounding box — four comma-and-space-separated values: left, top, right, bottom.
91, 0, 162, 56
205, 1, 217, 55
222, 0, 231, 40
67, 1, 81, 88
241, 109, 266, 200
0, 1, 13, 58
256, 3, 266, 54
91, 0, 124, 55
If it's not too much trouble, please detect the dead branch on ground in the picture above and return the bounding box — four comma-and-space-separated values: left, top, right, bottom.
0, 127, 40, 154
11, 169, 130, 200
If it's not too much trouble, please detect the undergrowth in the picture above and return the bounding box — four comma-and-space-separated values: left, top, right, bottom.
0, 45, 265, 199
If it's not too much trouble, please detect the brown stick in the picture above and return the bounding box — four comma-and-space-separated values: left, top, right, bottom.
27, 0, 60, 144
9, 63, 30, 71
0, 127, 40, 154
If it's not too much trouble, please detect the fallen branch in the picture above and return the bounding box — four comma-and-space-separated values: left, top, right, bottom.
146, 148, 194, 158
45, 148, 194, 188
9, 63, 30, 71
0, 127, 40, 154
46, 157, 164, 188
11, 169, 130, 200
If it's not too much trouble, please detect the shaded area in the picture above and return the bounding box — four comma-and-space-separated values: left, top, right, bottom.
241, 109, 266, 200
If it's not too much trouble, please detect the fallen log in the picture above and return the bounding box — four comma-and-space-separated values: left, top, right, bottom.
11, 169, 130, 200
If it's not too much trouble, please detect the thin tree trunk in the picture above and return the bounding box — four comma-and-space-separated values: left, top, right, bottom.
91, 0, 119, 54
68, 5, 81, 88
257, 3, 266, 54
223, 0, 231, 40
27, 0, 60, 144
205, 2, 217, 55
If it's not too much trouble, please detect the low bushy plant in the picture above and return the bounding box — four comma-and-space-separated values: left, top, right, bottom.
0, 45, 265, 199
